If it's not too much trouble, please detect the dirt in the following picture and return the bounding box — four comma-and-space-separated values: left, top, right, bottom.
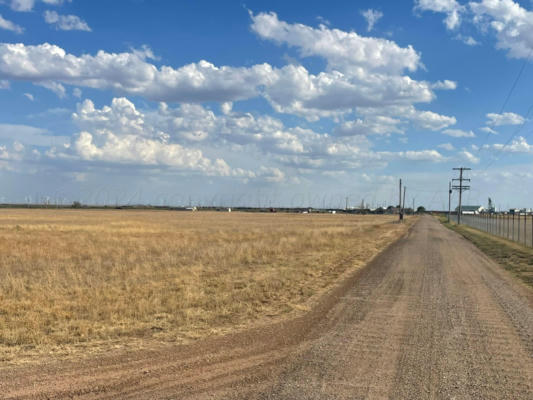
1, 216, 532, 399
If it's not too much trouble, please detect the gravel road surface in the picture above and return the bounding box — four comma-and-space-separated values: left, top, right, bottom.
1, 216, 532, 399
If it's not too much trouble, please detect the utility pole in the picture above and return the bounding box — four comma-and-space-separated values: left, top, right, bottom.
452, 167, 471, 225
399, 179, 403, 221
345, 196, 349, 211
403, 186, 406, 217
412, 197, 415, 214
448, 181, 452, 223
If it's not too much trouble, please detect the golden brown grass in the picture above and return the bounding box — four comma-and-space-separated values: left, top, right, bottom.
0, 209, 412, 362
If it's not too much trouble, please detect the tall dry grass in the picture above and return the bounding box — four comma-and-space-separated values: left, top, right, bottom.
0, 209, 411, 361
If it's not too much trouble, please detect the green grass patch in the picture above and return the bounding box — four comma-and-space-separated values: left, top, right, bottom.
438, 215, 533, 288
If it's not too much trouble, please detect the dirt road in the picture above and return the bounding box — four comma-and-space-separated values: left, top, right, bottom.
2, 216, 532, 399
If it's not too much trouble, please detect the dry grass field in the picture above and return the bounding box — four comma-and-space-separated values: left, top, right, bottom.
0, 209, 412, 363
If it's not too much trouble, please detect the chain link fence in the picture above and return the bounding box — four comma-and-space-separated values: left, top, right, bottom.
450, 213, 533, 248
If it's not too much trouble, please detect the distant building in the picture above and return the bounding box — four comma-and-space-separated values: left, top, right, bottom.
509, 208, 530, 215
455, 205, 484, 215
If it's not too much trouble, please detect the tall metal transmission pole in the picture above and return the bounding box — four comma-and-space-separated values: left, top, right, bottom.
452, 167, 471, 225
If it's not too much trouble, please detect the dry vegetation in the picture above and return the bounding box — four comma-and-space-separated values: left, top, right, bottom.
441, 216, 533, 288
0, 209, 411, 362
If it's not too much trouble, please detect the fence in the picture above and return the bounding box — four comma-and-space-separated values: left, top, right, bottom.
450, 213, 533, 248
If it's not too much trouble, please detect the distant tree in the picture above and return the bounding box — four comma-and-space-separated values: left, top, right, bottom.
416, 206, 426, 213
72, 201, 82, 208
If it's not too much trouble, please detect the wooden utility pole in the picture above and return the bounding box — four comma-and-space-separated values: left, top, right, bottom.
448, 181, 452, 223
403, 186, 406, 217
452, 167, 471, 225
399, 179, 403, 221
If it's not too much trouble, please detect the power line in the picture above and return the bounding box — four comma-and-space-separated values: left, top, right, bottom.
477, 49, 532, 156
481, 103, 533, 172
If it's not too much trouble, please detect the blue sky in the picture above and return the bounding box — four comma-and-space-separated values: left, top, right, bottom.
0, 0, 533, 210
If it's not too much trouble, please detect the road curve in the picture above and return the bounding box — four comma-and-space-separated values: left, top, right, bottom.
1, 216, 532, 399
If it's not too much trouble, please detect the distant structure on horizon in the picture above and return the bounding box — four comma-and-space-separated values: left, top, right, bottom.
455, 205, 484, 215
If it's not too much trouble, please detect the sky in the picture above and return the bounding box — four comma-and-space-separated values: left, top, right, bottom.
0, 0, 533, 210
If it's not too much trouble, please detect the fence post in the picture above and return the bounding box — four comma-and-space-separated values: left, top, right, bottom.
525, 212, 528, 246
512, 213, 515, 241
518, 213, 521, 243
524, 211, 527, 246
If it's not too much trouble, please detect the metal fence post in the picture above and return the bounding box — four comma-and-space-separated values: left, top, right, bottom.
525, 212, 528, 246
518, 213, 521, 243
512, 213, 515, 241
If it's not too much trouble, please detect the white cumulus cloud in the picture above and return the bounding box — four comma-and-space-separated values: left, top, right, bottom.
470, 0, 533, 59
0, 14, 24, 33
460, 150, 480, 164
37, 80, 66, 98
480, 126, 498, 134
415, 0, 464, 29
361, 9, 383, 32
9, 0, 70, 12
486, 111, 525, 126
250, 11, 421, 75
0, 43, 275, 103
430, 80, 458, 90
487, 136, 533, 153
0, 14, 457, 128
454, 34, 480, 46
419, 0, 533, 60
53, 98, 254, 177
442, 128, 476, 137
438, 142, 455, 151
44, 11, 91, 32
10, 0, 35, 12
